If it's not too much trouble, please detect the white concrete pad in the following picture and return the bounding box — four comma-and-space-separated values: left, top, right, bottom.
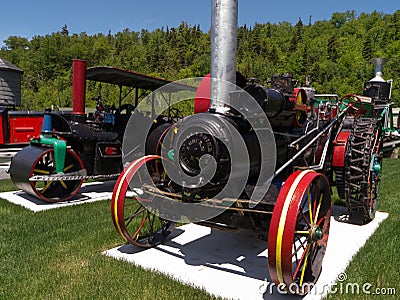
0, 180, 115, 212
103, 207, 388, 300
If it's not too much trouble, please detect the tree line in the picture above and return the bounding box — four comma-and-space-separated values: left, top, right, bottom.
1, 9, 399, 110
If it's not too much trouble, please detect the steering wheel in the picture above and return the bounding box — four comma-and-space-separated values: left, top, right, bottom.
114, 104, 135, 128
168, 108, 184, 123
339, 94, 363, 117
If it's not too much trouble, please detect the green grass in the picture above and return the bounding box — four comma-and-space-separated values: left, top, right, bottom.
0, 189, 217, 299
326, 158, 400, 300
1, 159, 399, 299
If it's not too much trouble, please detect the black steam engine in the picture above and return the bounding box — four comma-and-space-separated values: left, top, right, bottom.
9, 60, 188, 202
176, 74, 310, 188
111, 61, 390, 294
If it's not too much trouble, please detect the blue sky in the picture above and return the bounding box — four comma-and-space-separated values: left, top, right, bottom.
1, 1, 398, 47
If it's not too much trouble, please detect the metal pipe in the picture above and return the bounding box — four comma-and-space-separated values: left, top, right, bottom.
371, 58, 386, 76
210, 0, 238, 112
289, 103, 340, 149
274, 122, 335, 177
72, 59, 86, 114
370, 58, 387, 82
274, 108, 349, 177
309, 128, 333, 171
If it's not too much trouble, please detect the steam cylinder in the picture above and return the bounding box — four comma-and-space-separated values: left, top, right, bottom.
230, 84, 294, 119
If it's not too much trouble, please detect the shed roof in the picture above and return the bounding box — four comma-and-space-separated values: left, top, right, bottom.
0, 57, 23, 73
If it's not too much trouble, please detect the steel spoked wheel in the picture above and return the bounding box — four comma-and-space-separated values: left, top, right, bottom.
268, 170, 331, 295
111, 155, 176, 248
29, 148, 84, 202
345, 118, 382, 224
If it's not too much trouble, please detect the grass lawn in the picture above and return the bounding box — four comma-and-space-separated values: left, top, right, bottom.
0, 159, 399, 299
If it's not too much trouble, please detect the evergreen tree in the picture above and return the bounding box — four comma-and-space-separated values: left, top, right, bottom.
0, 10, 399, 108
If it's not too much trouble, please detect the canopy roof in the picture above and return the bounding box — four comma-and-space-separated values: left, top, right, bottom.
86, 66, 196, 92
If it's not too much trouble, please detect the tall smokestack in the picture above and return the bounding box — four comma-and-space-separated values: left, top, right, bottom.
72, 59, 86, 114
370, 58, 387, 82
210, 0, 238, 112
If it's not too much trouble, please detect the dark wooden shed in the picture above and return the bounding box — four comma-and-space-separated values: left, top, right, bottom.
0, 57, 23, 106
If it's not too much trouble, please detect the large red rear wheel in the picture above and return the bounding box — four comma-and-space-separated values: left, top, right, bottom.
268, 170, 331, 295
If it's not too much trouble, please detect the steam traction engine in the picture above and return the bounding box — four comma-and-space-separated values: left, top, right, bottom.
9, 60, 188, 202
111, 59, 391, 295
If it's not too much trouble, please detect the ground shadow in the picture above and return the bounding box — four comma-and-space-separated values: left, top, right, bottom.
0, 179, 116, 210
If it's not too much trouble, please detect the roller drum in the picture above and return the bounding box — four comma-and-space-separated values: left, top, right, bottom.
10, 145, 85, 202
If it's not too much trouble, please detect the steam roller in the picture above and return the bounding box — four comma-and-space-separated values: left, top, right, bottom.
9, 145, 85, 202
9, 107, 86, 202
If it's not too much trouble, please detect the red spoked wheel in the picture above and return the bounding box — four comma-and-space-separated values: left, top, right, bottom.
268, 170, 331, 295
339, 94, 363, 117
30, 149, 85, 202
111, 155, 176, 248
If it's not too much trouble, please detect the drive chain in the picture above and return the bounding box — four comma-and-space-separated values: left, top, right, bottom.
29, 173, 120, 181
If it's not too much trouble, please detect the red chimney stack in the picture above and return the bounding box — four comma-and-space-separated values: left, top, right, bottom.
72, 59, 86, 114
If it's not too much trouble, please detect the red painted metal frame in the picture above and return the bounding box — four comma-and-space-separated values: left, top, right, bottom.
8, 115, 43, 144
0, 114, 4, 144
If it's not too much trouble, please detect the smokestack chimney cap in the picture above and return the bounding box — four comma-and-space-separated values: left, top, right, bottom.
369, 58, 387, 82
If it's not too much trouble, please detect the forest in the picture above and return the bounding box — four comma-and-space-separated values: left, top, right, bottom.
1, 9, 399, 111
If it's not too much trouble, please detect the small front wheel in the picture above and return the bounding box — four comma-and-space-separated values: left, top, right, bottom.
111, 155, 176, 248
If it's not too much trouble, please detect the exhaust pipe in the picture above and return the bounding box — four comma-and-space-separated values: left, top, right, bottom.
369, 58, 387, 82
210, 0, 238, 112
72, 59, 86, 114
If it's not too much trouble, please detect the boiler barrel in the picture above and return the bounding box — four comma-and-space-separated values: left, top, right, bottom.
174, 113, 262, 184
231, 84, 293, 119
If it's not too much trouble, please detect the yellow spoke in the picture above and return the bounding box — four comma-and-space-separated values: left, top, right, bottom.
60, 180, 68, 189
40, 182, 52, 194
307, 188, 313, 225
294, 230, 310, 235
34, 169, 50, 175
299, 244, 311, 286
314, 194, 324, 224
64, 164, 74, 172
